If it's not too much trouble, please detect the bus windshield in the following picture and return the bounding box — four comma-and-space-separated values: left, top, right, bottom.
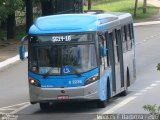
29, 33, 97, 75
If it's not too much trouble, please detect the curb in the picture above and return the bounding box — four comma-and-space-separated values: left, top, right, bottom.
134, 21, 160, 26
0, 21, 160, 69
0, 52, 28, 69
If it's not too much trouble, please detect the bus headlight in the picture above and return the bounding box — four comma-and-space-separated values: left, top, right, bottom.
29, 79, 41, 87
85, 74, 99, 85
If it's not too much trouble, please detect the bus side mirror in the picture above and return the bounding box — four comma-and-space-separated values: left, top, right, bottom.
101, 47, 106, 57
19, 35, 28, 61
19, 45, 25, 60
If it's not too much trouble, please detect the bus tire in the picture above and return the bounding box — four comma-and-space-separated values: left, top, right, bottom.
120, 69, 130, 96
97, 100, 107, 108
39, 102, 50, 110
127, 68, 130, 87
107, 79, 111, 100
120, 90, 127, 96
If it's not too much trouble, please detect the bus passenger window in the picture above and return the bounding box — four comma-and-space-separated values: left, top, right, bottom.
126, 25, 130, 41
98, 34, 108, 69
127, 24, 132, 50
113, 31, 118, 64
122, 27, 127, 52
130, 23, 134, 39
124, 26, 128, 42
105, 32, 110, 66
128, 24, 132, 40
115, 30, 120, 62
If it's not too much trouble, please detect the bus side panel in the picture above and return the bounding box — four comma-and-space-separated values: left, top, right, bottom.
129, 51, 135, 85
125, 40, 136, 85
132, 25, 137, 80
122, 24, 136, 87
98, 68, 112, 101
123, 48, 135, 86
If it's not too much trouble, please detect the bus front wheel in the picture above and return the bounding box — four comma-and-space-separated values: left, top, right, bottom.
97, 100, 107, 108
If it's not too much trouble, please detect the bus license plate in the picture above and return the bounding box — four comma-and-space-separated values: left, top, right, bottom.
57, 95, 69, 100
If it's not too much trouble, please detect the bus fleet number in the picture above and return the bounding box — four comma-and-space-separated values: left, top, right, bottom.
69, 80, 82, 85
52, 36, 71, 42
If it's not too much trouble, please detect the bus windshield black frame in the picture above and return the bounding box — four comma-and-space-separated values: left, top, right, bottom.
28, 33, 98, 75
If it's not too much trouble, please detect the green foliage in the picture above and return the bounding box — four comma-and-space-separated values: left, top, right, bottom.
84, 0, 159, 20
0, 0, 24, 21
143, 104, 160, 119
144, 104, 158, 114
157, 63, 160, 71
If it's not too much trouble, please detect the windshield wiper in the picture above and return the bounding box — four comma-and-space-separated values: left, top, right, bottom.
43, 67, 54, 78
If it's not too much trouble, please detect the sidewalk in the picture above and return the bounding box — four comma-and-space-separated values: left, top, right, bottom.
0, 40, 22, 69
134, 0, 160, 22
0, 40, 19, 62
0, 0, 160, 69
148, 0, 160, 8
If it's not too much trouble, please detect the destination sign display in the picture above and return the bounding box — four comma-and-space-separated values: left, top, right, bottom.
51, 36, 71, 42
35, 34, 94, 43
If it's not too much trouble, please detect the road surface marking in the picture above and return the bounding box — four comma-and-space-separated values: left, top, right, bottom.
0, 108, 15, 110
136, 33, 160, 45
0, 102, 30, 114
0, 102, 29, 110
150, 83, 158, 87
156, 80, 160, 83
145, 86, 153, 90
140, 89, 148, 93
11, 103, 30, 114
103, 96, 136, 114
103, 80, 160, 114
134, 92, 143, 96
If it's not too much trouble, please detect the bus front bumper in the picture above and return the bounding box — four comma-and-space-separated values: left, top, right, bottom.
29, 81, 99, 103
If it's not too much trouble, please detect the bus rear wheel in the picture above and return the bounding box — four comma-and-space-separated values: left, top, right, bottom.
119, 90, 127, 96
39, 102, 50, 110
120, 70, 130, 96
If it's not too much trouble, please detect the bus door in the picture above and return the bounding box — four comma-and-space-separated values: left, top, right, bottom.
115, 29, 124, 90
108, 30, 121, 94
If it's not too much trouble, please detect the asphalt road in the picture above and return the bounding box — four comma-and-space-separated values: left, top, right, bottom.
0, 24, 160, 120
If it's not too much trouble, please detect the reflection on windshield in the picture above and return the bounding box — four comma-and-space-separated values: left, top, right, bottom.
62, 46, 81, 66
29, 44, 97, 75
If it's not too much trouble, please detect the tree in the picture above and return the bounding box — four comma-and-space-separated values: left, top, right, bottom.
41, 0, 54, 16
0, 0, 24, 39
0, 1, 8, 21
40, 0, 84, 15
25, 0, 33, 33
143, 0, 147, 13
0, 1, 9, 29
134, 0, 138, 17
88, 0, 91, 10
7, 12, 16, 39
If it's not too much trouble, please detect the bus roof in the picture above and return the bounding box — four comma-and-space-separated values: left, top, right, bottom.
29, 12, 133, 35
